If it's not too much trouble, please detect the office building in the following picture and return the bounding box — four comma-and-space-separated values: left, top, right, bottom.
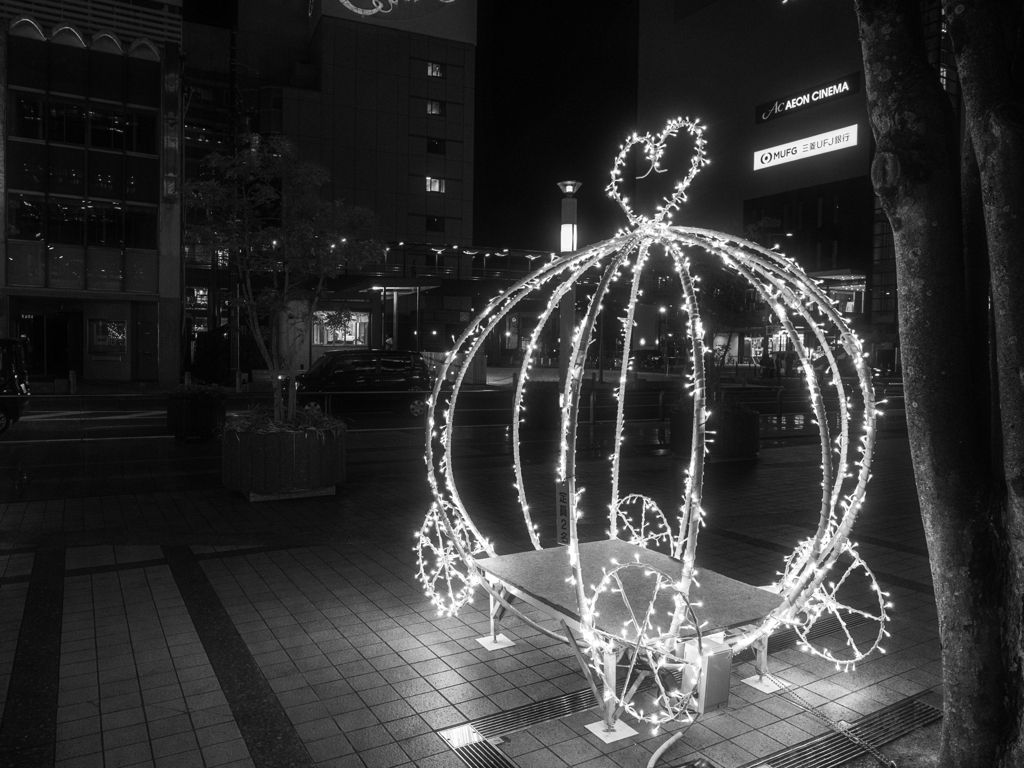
182, 0, 484, 374
638, 0, 957, 372
0, 0, 183, 386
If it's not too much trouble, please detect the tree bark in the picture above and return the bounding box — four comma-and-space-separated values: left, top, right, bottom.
854, 0, 1011, 764
945, 1, 1024, 763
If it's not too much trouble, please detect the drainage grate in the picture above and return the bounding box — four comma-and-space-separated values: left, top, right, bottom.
471, 687, 599, 740
737, 692, 942, 768
446, 740, 517, 768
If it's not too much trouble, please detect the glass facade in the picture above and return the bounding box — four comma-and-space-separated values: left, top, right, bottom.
5, 36, 161, 293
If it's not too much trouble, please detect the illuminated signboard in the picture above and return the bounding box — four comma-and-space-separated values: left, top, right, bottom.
754, 124, 858, 171
755, 73, 860, 124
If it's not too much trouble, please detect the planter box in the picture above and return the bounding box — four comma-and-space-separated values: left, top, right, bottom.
222, 429, 346, 501
167, 398, 226, 441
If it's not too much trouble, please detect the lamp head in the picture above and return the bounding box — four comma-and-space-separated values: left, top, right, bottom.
557, 180, 582, 197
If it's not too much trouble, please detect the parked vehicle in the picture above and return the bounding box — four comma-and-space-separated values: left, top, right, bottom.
0, 336, 31, 436
295, 349, 434, 417
612, 350, 665, 371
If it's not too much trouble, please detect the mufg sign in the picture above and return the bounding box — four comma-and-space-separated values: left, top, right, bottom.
753, 124, 858, 171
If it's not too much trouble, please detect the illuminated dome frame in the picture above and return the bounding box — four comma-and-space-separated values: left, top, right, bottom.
415, 118, 890, 733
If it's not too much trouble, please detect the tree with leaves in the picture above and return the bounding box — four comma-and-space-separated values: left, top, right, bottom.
853, 0, 1023, 764
186, 133, 383, 377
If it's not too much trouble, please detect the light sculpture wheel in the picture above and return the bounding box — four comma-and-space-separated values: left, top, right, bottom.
416, 118, 891, 730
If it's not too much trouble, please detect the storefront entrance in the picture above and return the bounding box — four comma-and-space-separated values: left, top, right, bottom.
14, 301, 84, 379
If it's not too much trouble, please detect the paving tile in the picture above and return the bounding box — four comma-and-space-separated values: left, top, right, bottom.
201, 737, 251, 767
516, 747, 570, 768
0, 436, 940, 768
151, 729, 201, 759
55, 734, 103, 760
369, 699, 416, 722
419, 705, 465, 730
346, 724, 393, 751
334, 708, 380, 732
304, 734, 355, 762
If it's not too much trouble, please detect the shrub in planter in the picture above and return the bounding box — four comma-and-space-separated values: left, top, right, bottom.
167, 383, 227, 441
222, 405, 347, 501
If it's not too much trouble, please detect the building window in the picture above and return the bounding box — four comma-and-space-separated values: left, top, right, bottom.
426, 215, 444, 233
47, 101, 87, 145
90, 109, 126, 150
125, 112, 157, 155
88, 150, 124, 198
187, 287, 208, 309
88, 319, 127, 355
9, 93, 45, 140
426, 177, 445, 193
124, 207, 157, 249
87, 204, 124, 247
47, 200, 86, 244
427, 62, 444, 77
7, 194, 45, 240
8, 142, 48, 191
313, 311, 369, 346
125, 156, 159, 202
427, 138, 445, 154
426, 100, 444, 116
49, 146, 86, 195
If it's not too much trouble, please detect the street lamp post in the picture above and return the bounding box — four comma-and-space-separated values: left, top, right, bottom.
557, 181, 581, 389
555, 181, 580, 547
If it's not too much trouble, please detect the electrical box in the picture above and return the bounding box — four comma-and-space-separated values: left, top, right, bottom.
697, 639, 732, 714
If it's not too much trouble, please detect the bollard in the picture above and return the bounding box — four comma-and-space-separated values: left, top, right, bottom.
590, 389, 596, 424
236, 370, 242, 393
69, 370, 77, 394
184, 371, 192, 386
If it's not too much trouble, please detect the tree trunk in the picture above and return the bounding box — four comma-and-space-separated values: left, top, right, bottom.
945, 1, 1024, 763
854, 0, 1013, 764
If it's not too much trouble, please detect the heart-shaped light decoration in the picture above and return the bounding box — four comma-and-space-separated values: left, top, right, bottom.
606, 116, 708, 228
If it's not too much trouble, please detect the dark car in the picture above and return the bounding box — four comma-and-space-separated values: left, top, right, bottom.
0, 336, 31, 436
629, 350, 665, 371
295, 349, 434, 417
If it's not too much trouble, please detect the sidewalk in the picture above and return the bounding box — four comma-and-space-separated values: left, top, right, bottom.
0, 427, 938, 767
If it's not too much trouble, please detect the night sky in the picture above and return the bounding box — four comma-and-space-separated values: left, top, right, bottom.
473, 1, 639, 252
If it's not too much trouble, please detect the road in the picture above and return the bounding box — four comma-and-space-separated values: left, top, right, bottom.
4, 386, 683, 440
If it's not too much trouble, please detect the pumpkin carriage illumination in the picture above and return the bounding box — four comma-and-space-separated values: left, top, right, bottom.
415, 118, 891, 746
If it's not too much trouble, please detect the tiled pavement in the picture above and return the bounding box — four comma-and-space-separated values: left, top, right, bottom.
0, 423, 939, 767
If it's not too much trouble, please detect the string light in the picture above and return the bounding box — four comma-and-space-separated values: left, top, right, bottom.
414, 118, 887, 727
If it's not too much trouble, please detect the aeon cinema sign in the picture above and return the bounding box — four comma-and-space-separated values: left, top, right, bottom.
755, 73, 861, 124
754, 124, 858, 170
